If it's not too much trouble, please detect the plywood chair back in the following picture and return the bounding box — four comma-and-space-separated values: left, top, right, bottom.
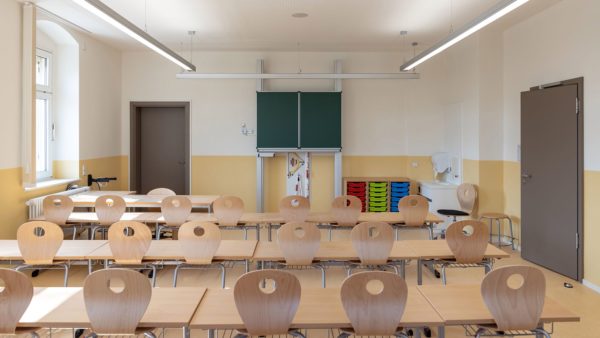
42, 195, 74, 226
178, 221, 221, 264
277, 222, 321, 265
279, 195, 310, 223
457, 183, 477, 213
95, 195, 127, 226
446, 220, 489, 264
350, 222, 394, 265
17, 221, 63, 265
108, 221, 152, 264
147, 188, 176, 196
341, 271, 408, 336
481, 265, 546, 331
0, 269, 34, 334
83, 268, 152, 335
161, 196, 192, 226
213, 196, 244, 226
331, 195, 362, 226
233, 270, 301, 336
398, 195, 429, 227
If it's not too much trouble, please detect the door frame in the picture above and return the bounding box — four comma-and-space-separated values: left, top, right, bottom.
130, 101, 191, 194
527, 77, 583, 281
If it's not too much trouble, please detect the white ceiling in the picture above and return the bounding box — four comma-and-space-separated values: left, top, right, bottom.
34, 0, 559, 52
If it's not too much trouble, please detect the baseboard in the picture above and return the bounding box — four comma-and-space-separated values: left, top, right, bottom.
583, 279, 600, 294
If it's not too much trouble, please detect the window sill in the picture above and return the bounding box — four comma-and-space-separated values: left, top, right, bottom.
24, 178, 80, 192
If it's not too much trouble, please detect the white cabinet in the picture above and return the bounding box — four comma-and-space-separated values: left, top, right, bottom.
419, 181, 459, 233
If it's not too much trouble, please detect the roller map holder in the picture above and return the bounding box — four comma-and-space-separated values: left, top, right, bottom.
87, 174, 117, 190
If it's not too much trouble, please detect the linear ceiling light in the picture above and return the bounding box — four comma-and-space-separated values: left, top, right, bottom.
72, 0, 195, 71
176, 73, 420, 80
400, 0, 529, 71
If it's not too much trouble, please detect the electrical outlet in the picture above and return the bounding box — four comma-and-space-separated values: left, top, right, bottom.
411, 161, 419, 168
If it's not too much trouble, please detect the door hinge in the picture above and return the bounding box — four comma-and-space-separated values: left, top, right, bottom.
576, 232, 579, 250
576, 97, 580, 115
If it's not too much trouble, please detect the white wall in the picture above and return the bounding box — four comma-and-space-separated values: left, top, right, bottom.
121, 50, 460, 158
0, 0, 22, 169
503, 0, 600, 168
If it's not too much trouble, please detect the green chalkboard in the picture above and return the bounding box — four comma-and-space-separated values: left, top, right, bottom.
257, 92, 298, 149
300, 92, 342, 148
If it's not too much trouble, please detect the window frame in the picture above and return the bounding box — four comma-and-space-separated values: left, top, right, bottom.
35, 48, 54, 180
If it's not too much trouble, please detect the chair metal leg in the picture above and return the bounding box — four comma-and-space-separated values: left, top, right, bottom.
150, 265, 157, 287
394, 331, 409, 338
143, 331, 157, 338
61, 263, 70, 287
219, 263, 226, 289
316, 264, 326, 288
90, 226, 99, 240
428, 224, 434, 240
173, 263, 182, 287
30, 331, 40, 338
497, 219, 502, 247
336, 332, 351, 338
441, 264, 448, 285
243, 228, 248, 240
475, 328, 486, 338
290, 330, 306, 338
532, 328, 551, 338
156, 225, 162, 240
72, 226, 78, 240
395, 227, 399, 241
508, 217, 516, 250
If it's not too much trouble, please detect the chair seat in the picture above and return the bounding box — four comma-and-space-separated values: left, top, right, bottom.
437, 209, 469, 216
480, 212, 509, 219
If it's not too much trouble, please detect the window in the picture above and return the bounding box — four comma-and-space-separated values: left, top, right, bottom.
36, 49, 53, 179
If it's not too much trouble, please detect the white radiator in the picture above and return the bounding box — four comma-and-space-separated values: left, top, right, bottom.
26, 186, 90, 219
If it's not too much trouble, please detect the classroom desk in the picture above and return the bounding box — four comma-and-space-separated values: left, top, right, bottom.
190, 287, 443, 338
75, 190, 135, 196
417, 284, 579, 337
19, 287, 206, 337
86, 239, 258, 263
0, 240, 108, 262
403, 240, 511, 285
70, 193, 219, 211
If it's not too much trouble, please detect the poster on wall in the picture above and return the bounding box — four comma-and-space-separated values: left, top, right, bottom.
286, 152, 310, 198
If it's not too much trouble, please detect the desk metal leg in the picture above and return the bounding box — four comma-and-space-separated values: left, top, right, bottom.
207, 329, 215, 338
245, 259, 249, 273
183, 327, 190, 338
268, 223, 272, 241
88, 259, 92, 275
256, 224, 260, 241
417, 259, 423, 285
413, 328, 421, 338
438, 326, 445, 338
400, 260, 406, 279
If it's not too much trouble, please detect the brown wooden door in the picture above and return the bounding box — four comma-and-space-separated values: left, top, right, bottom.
521, 83, 582, 280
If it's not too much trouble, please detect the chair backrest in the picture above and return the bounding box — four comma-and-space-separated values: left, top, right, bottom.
398, 195, 429, 227
350, 222, 394, 265
341, 271, 408, 336
481, 266, 546, 331
17, 221, 63, 265
83, 268, 152, 335
277, 222, 321, 265
0, 269, 34, 334
233, 270, 301, 336
331, 195, 362, 226
178, 221, 221, 264
42, 195, 74, 226
147, 188, 176, 196
457, 183, 477, 213
161, 196, 192, 226
213, 196, 244, 226
95, 195, 126, 226
279, 195, 310, 223
446, 220, 489, 264
108, 221, 152, 264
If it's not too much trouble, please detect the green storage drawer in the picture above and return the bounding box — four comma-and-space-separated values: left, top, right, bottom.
369, 196, 387, 203
369, 191, 387, 197
369, 182, 388, 188
369, 206, 387, 212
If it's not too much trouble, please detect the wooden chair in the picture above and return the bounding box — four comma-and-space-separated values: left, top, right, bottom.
0, 269, 40, 337
327, 195, 362, 240
476, 266, 549, 337
16, 221, 69, 287
146, 188, 176, 196
213, 196, 258, 240
339, 271, 409, 338
156, 196, 192, 240
233, 270, 304, 338
91, 195, 126, 240
439, 220, 492, 284
348, 222, 402, 276
275, 222, 326, 287
83, 268, 155, 338
279, 195, 310, 223
107, 221, 156, 287
42, 195, 76, 239
437, 183, 477, 224
172, 221, 226, 288
397, 195, 432, 240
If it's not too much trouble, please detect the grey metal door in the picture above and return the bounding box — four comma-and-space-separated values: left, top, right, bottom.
521, 83, 581, 280
139, 107, 187, 194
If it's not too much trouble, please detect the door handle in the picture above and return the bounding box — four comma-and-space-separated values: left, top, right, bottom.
521, 173, 532, 183
178, 161, 186, 165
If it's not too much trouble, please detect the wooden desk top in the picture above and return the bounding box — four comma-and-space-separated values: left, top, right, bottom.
417, 284, 579, 325
404, 240, 510, 259
253, 241, 418, 261
308, 212, 443, 225
86, 240, 257, 261
71, 194, 219, 208
19, 287, 206, 328
76, 190, 135, 197
190, 287, 443, 330
0, 240, 108, 261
